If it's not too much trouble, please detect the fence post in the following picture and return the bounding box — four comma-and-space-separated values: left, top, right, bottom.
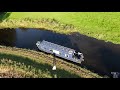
52, 53, 56, 70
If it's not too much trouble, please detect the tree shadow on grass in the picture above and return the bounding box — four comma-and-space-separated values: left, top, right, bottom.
0, 12, 11, 22
0, 53, 80, 78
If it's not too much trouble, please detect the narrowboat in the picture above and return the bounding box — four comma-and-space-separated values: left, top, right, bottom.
36, 40, 84, 64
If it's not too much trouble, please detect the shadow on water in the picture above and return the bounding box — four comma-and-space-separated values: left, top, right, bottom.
0, 28, 120, 77
0, 53, 80, 78
0, 29, 16, 46
69, 32, 120, 76
0, 12, 11, 21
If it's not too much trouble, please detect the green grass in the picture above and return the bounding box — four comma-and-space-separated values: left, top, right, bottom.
1, 12, 120, 44
0, 46, 103, 78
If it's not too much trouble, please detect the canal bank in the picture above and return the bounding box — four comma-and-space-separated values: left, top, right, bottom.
1, 28, 120, 77
0, 45, 102, 78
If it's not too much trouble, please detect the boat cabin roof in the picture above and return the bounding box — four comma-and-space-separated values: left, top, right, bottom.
40, 40, 75, 52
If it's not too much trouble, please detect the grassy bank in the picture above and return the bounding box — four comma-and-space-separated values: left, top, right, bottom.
0, 46, 102, 78
1, 12, 120, 44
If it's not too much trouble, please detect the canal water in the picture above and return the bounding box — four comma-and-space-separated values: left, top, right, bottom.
0, 28, 120, 77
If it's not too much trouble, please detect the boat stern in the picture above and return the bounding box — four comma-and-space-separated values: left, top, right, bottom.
36, 41, 41, 47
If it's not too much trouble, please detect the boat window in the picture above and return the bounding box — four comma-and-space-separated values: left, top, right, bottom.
65, 54, 69, 58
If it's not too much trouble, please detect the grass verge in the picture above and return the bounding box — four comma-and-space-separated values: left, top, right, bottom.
0, 45, 103, 78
